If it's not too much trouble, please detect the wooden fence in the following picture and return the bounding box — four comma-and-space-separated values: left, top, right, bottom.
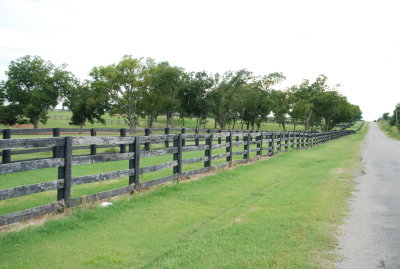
0, 128, 355, 226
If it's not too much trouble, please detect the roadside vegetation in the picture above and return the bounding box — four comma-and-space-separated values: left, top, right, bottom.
377, 106, 400, 140
378, 120, 400, 140
0, 123, 368, 269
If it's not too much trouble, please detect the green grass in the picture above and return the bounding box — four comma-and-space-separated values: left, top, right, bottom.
0, 124, 368, 269
377, 120, 400, 140
0, 110, 301, 131
0, 141, 259, 215
346, 120, 363, 131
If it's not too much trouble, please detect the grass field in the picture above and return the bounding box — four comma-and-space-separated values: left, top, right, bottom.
346, 120, 363, 131
377, 120, 400, 140
0, 110, 304, 131
0, 123, 368, 268
0, 141, 253, 216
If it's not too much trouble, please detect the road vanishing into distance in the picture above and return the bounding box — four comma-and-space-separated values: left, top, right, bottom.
337, 122, 400, 269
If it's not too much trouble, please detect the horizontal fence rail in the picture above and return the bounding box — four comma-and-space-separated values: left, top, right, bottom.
0, 128, 358, 226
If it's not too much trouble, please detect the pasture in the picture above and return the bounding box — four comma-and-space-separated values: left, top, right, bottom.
1, 110, 328, 132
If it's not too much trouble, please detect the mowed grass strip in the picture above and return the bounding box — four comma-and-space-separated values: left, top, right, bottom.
0, 126, 367, 269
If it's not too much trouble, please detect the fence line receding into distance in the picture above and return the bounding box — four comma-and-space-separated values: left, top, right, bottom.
0, 126, 360, 226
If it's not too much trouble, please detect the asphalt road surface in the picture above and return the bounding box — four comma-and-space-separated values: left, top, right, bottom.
337, 122, 400, 269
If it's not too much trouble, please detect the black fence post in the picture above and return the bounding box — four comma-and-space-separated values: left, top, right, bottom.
257, 132, 262, 156
181, 128, 186, 147
270, 132, 274, 156
243, 132, 248, 160
56, 136, 66, 201
120, 129, 126, 153
301, 132, 304, 148
130, 136, 140, 191
165, 128, 170, 148
226, 131, 232, 163
285, 132, 288, 152
64, 137, 72, 204
90, 128, 96, 155
195, 128, 200, 146
218, 130, 222, 144
278, 132, 282, 152
59, 137, 72, 207
204, 133, 212, 169
291, 131, 294, 150
52, 128, 61, 157
2, 129, 11, 164
173, 134, 182, 175
305, 132, 308, 148
145, 128, 151, 150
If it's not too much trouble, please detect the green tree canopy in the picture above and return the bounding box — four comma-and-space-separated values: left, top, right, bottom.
0, 55, 75, 128
63, 81, 109, 128
90, 55, 144, 129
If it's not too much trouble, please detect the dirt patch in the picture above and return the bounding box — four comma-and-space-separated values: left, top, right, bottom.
11, 124, 34, 129
335, 167, 346, 175
0, 212, 66, 234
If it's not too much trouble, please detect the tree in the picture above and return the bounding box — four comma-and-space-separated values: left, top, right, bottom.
139, 58, 166, 128
389, 103, 400, 128
229, 69, 254, 130
0, 82, 5, 104
153, 62, 186, 128
178, 71, 213, 128
382, 112, 390, 121
91, 55, 144, 129
207, 72, 237, 130
0, 55, 74, 128
313, 91, 360, 131
288, 75, 328, 131
63, 81, 109, 128
270, 90, 289, 131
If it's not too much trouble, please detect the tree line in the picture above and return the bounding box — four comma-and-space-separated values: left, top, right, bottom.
0, 55, 362, 131
380, 104, 400, 130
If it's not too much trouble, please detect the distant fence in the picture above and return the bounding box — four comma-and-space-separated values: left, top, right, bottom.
48, 114, 353, 129
355, 121, 365, 132
0, 128, 356, 226
49, 114, 127, 126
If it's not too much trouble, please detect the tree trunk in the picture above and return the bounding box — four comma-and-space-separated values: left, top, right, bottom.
166, 113, 172, 128
129, 119, 135, 130
32, 118, 39, 129
282, 122, 286, 131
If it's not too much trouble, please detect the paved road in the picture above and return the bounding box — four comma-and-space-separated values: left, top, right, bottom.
337, 122, 400, 269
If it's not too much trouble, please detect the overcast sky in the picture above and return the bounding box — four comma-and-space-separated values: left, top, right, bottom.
0, 0, 399, 120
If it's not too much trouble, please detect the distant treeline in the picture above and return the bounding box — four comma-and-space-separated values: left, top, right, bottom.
0, 55, 361, 131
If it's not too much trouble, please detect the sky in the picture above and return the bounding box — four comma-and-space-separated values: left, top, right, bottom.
0, 0, 399, 121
